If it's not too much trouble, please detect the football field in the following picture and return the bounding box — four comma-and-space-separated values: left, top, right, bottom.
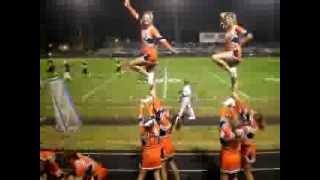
40, 56, 280, 151
40, 56, 279, 119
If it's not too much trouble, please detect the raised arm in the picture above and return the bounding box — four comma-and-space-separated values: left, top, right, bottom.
124, 0, 140, 21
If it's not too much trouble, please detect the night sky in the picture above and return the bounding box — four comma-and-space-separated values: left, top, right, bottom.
40, 0, 279, 49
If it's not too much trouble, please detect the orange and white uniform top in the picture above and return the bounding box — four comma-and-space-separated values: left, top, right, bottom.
139, 118, 162, 170
234, 99, 258, 166
125, 2, 175, 63
72, 153, 108, 179
140, 119, 161, 148
157, 109, 171, 135
40, 150, 64, 177
238, 120, 257, 166
157, 109, 175, 158
219, 118, 243, 174
140, 25, 162, 49
218, 103, 245, 174
40, 150, 56, 161
72, 154, 98, 177
224, 25, 248, 59
219, 117, 241, 174
235, 99, 258, 137
139, 25, 163, 63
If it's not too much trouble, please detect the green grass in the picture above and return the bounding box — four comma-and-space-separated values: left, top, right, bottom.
40, 124, 279, 151
40, 57, 279, 151
40, 57, 280, 121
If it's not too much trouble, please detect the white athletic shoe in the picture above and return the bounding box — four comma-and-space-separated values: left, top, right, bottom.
188, 116, 196, 120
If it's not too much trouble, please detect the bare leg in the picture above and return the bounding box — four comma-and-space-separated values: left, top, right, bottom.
232, 174, 239, 180
231, 76, 238, 94
230, 67, 238, 94
131, 65, 149, 76
153, 169, 161, 180
150, 84, 156, 96
128, 57, 149, 76
160, 162, 168, 180
244, 168, 254, 180
211, 53, 232, 74
168, 159, 181, 180
137, 169, 147, 180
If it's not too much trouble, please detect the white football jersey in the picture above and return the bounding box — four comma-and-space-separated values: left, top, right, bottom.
182, 85, 192, 97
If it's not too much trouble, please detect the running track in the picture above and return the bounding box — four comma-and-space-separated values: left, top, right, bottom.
54, 151, 280, 180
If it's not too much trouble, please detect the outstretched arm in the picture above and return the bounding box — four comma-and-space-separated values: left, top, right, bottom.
151, 26, 178, 54
159, 39, 178, 54
124, 0, 140, 21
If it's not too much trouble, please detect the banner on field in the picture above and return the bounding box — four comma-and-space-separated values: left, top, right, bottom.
199, 32, 225, 43
48, 77, 81, 132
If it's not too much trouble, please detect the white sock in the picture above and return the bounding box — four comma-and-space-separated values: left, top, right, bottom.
148, 72, 155, 85
230, 67, 237, 78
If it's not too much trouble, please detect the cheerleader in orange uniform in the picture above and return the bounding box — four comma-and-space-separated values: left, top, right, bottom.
137, 117, 162, 180
138, 93, 162, 119
155, 108, 180, 180
40, 150, 64, 179
123, 0, 178, 93
218, 98, 243, 180
66, 152, 108, 180
211, 12, 253, 93
233, 96, 265, 180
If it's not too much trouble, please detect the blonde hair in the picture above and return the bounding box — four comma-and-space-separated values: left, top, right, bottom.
141, 11, 154, 24
220, 12, 237, 26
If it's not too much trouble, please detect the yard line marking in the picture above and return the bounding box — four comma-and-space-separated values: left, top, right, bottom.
212, 73, 228, 85
211, 73, 252, 100
238, 90, 251, 99
264, 77, 280, 83
163, 67, 168, 99
81, 75, 115, 102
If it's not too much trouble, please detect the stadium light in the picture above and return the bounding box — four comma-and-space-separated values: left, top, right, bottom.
59, 44, 69, 52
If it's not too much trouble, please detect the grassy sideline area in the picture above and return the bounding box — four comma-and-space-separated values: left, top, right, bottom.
40, 124, 280, 151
